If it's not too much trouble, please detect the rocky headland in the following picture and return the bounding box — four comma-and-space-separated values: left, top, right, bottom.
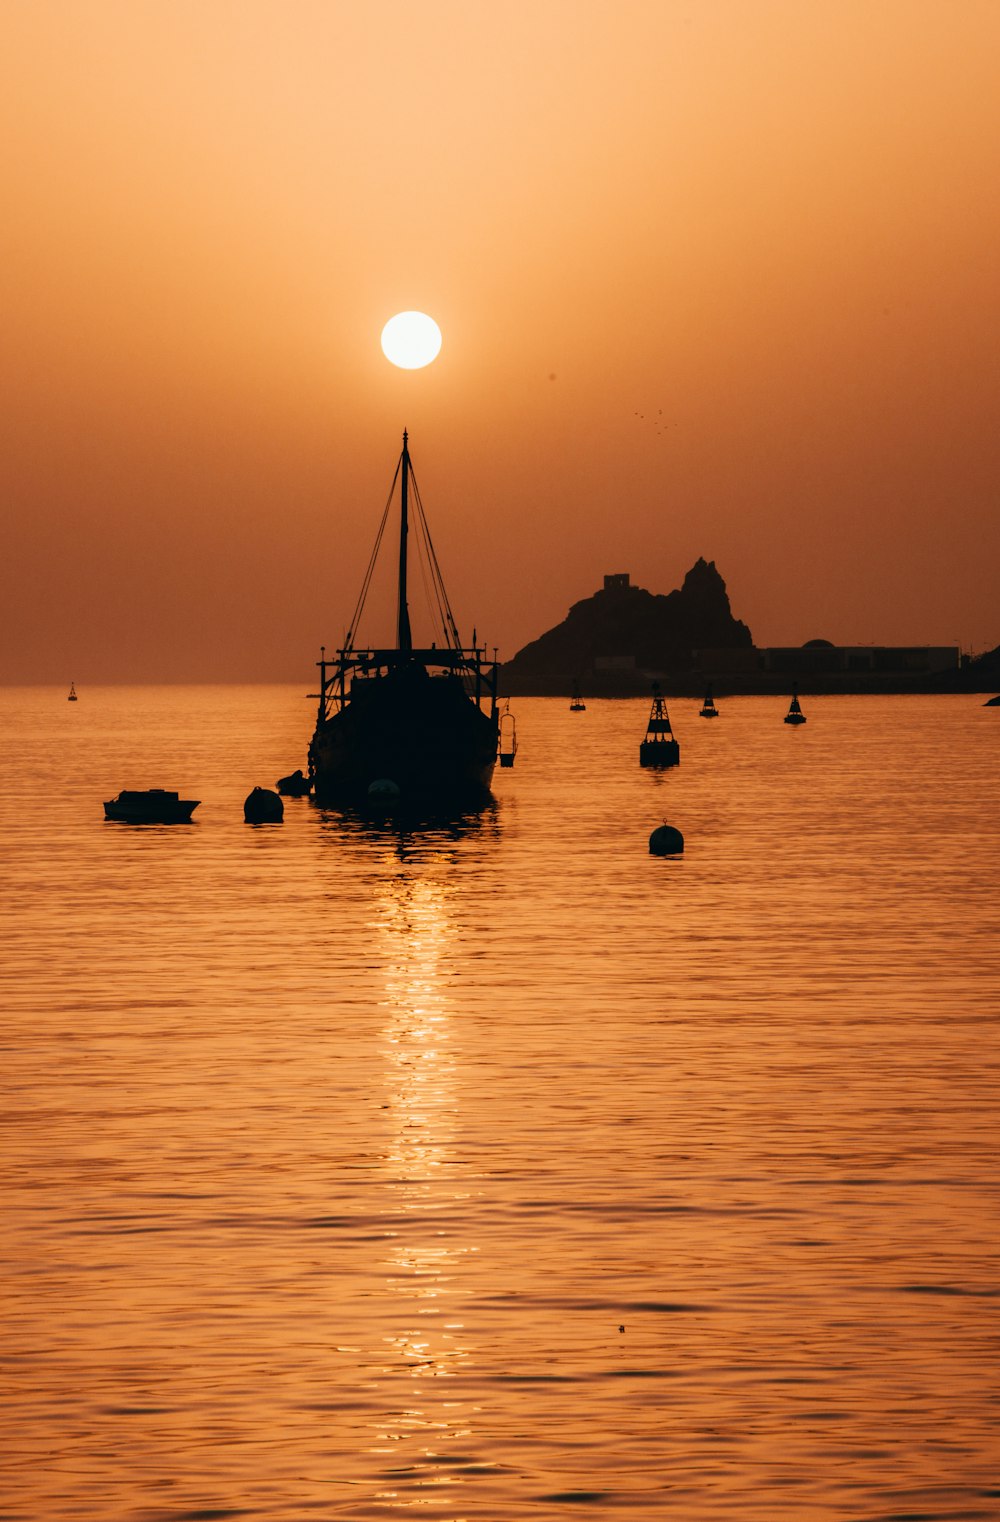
498, 563, 996, 697
500, 560, 752, 696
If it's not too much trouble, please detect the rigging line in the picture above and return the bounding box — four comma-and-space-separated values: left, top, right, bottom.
412, 515, 439, 640
411, 486, 453, 648
345, 456, 402, 647
407, 463, 452, 647
420, 502, 457, 649
409, 465, 463, 650
420, 507, 463, 647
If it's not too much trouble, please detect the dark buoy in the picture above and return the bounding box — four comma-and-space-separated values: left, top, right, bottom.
784, 684, 807, 724
699, 684, 718, 717
649, 823, 684, 855
639, 683, 680, 767
244, 787, 284, 823
276, 768, 311, 796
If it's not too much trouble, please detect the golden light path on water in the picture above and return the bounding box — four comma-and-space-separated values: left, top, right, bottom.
372, 862, 479, 1507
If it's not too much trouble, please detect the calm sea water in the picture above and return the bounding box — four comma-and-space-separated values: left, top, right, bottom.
2, 687, 998, 1522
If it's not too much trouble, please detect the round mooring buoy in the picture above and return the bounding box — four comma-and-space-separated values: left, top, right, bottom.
649, 823, 684, 856
367, 778, 401, 802
244, 787, 284, 823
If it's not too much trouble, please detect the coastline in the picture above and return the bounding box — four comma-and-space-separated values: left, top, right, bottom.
499, 670, 999, 698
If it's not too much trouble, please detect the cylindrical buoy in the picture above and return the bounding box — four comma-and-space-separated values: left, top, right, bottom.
244, 787, 284, 823
649, 823, 684, 855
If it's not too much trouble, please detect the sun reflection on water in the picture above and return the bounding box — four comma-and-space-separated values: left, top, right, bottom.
375, 863, 458, 1186
368, 856, 479, 1499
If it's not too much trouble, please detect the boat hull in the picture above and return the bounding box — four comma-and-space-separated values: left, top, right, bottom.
310, 668, 498, 804
104, 790, 200, 824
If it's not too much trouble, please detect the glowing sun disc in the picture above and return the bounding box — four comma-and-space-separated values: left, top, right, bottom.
381, 311, 442, 369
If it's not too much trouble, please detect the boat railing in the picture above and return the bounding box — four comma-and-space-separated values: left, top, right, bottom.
316, 644, 498, 721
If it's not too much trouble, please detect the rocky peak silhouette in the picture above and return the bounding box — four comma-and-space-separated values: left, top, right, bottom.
503, 562, 752, 687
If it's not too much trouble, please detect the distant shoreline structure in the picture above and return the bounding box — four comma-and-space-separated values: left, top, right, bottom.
499, 666, 992, 698
498, 568, 998, 697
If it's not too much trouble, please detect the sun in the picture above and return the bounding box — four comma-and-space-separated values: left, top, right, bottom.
381, 311, 442, 370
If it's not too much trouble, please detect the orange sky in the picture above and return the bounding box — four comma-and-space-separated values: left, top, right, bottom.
3, 0, 999, 681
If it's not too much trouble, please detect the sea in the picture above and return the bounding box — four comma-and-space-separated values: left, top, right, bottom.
2, 686, 998, 1522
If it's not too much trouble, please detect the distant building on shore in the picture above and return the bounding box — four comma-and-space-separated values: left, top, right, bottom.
696, 640, 960, 679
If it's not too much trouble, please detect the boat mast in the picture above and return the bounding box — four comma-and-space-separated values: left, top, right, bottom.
397, 430, 413, 653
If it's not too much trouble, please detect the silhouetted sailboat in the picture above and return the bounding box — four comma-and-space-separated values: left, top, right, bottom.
67, 682, 78, 701
570, 680, 586, 711
784, 686, 807, 725
308, 432, 500, 804
699, 684, 718, 717
639, 683, 680, 767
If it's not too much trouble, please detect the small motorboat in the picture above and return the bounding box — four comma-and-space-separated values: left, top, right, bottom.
699, 685, 719, 718
103, 789, 200, 823
67, 683, 78, 701
639, 683, 680, 767
784, 687, 807, 725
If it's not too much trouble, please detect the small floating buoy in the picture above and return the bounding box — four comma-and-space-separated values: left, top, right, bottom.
367, 778, 401, 801
244, 787, 283, 823
649, 823, 684, 855
784, 684, 807, 724
276, 768, 311, 796
639, 683, 680, 767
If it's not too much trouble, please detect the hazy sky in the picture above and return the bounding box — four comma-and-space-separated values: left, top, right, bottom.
4, 0, 999, 681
